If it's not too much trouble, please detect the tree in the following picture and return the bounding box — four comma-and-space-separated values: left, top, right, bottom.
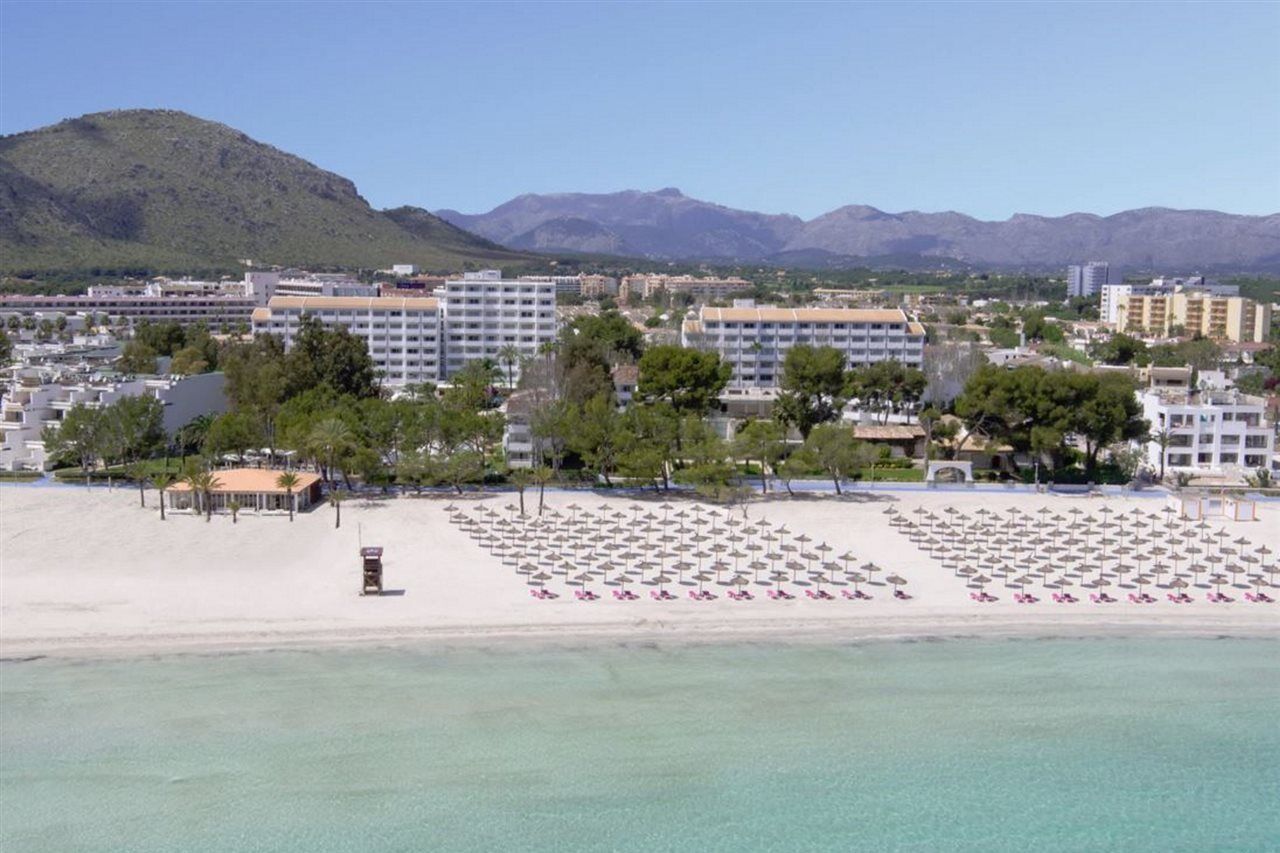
1092, 334, 1149, 366
203, 412, 262, 460
801, 424, 861, 495
221, 335, 288, 448
41, 404, 103, 485
0, 329, 12, 365
118, 340, 158, 374
846, 360, 927, 423
105, 395, 166, 467
531, 465, 553, 514
169, 346, 209, 376
152, 473, 174, 520
124, 460, 150, 507
276, 471, 300, 521
732, 419, 785, 494
1150, 428, 1172, 481
283, 315, 378, 400
774, 345, 846, 438
308, 418, 355, 487
183, 468, 221, 522
329, 489, 347, 529
228, 499, 241, 524
509, 467, 532, 515
497, 344, 522, 390
570, 394, 625, 485
637, 345, 730, 415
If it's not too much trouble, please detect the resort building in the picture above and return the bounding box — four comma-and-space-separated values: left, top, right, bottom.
502, 390, 537, 469
439, 271, 557, 380
164, 468, 323, 514
1100, 277, 1238, 325
251, 296, 443, 386
619, 275, 753, 304
1140, 388, 1275, 477
250, 271, 558, 386
1116, 291, 1270, 343
682, 305, 926, 389
0, 368, 228, 471
0, 293, 258, 327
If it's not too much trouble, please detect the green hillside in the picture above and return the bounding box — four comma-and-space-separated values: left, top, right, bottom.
0, 109, 537, 274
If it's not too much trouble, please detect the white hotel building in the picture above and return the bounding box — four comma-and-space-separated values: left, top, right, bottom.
1141, 389, 1274, 477
440, 271, 557, 378
250, 271, 556, 386
682, 305, 926, 389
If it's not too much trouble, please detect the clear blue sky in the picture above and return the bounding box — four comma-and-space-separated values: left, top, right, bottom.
3, 1, 1278, 220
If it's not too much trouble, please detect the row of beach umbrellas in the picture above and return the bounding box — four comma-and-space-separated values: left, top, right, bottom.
886, 504, 1277, 603
446, 500, 911, 601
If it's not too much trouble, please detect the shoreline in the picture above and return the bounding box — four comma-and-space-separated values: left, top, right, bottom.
6, 611, 1278, 662
4, 486, 1276, 664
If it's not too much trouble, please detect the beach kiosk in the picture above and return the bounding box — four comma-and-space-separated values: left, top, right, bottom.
361, 547, 384, 596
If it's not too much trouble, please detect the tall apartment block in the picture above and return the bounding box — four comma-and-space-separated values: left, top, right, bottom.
250, 271, 557, 386
1066, 262, 1119, 298
682, 306, 926, 389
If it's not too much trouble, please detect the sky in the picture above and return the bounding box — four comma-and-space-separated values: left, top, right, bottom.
2, 1, 1278, 221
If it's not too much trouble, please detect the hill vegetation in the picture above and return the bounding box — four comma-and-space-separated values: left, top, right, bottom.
0, 109, 538, 275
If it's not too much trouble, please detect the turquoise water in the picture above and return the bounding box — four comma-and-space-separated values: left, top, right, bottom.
2, 639, 1277, 852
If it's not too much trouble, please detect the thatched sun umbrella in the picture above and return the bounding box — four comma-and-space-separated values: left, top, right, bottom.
885, 574, 908, 596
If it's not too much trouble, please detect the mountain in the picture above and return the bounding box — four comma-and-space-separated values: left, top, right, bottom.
440, 191, 1280, 272
0, 110, 536, 273
438, 188, 804, 262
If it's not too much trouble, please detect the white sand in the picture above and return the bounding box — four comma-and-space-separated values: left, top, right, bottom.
1, 484, 1277, 657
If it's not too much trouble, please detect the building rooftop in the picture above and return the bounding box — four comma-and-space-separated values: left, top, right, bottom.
700, 307, 912, 324
167, 468, 322, 494
263, 296, 440, 311
852, 424, 926, 440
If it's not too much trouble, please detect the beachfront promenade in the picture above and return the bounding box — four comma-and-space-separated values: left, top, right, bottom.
1, 484, 1276, 657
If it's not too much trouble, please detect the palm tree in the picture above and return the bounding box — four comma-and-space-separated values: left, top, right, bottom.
329, 489, 347, 529
152, 472, 174, 520
509, 467, 532, 515
228, 500, 241, 524
276, 471, 300, 521
183, 469, 222, 522
497, 344, 522, 390
1152, 428, 1172, 481
125, 461, 149, 508
308, 418, 354, 488
531, 465, 552, 515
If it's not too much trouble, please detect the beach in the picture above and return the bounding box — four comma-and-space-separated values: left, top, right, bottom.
2, 484, 1276, 658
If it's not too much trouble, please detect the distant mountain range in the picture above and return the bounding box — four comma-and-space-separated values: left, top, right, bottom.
439, 190, 1280, 273
3, 110, 1276, 276
0, 110, 536, 273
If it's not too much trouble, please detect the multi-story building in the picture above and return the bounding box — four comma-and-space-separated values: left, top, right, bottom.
1066, 262, 1119, 298
0, 367, 227, 471
0, 293, 258, 327
250, 271, 558, 386
620, 274, 753, 303
682, 305, 926, 389
1141, 388, 1274, 477
1100, 277, 1238, 324
1116, 291, 1270, 342
251, 296, 443, 387
440, 271, 557, 380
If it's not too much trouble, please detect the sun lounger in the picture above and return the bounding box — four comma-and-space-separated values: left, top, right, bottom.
768, 589, 794, 600
1244, 592, 1274, 603
893, 589, 911, 600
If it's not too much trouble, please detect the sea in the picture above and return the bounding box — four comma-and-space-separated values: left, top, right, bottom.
2, 638, 1277, 852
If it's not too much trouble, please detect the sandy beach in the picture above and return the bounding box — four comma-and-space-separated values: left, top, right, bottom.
1, 484, 1277, 658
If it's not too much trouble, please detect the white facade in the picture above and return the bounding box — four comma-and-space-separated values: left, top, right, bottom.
0, 369, 228, 471
251, 297, 442, 386
249, 271, 558, 386
683, 306, 926, 389
440, 271, 557, 380
1066, 262, 1119, 298
1141, 389, 1274, 477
